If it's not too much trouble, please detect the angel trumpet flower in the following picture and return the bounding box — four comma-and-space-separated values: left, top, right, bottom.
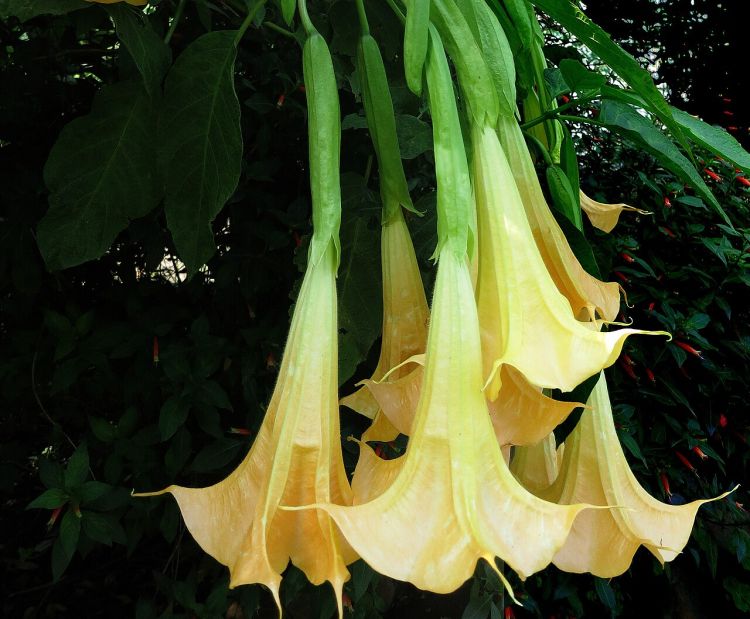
496, 115, 621, 322
579, 190, 652, 233
473, 124, 667, 397
294, 250, 591, 594
340, 207, 429, 431
135, 243, 356, 612
538, 373, 735, 577
510, 432, 564, 495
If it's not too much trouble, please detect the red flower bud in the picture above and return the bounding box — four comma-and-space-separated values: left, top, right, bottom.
153, 336, 159, 365
505, 607, 515, 619
620, 252, 635, 263
47, 506, 63, 528
645, 368, 655, 383
660, 472, 672, 497
659, 226, 676, 238
728, 126, 738, 132
674, 340, 704, 359
736, 175, 750, 187
614, 271, 629, 283
648, 301, 655, 313
722, 97, 732, 103
704, 168, 721, 181
619, 357, 637, 380
230, 427, 252, 435
663, 196, 672, 207
723, 110, 734, 117
276, 93, 286, 108
342, 593, 353, 611
719, 413, 728, 428
692, 446, 708, 460
675, 450, 696, 472
561, 95, 570, 104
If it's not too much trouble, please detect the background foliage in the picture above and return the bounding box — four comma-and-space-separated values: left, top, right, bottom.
0, 0, 748, 617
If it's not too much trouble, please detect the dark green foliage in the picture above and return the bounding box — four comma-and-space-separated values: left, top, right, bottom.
1, 1, 748, 618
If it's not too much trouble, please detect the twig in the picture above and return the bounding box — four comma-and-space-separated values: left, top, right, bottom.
31, 351, 76, 450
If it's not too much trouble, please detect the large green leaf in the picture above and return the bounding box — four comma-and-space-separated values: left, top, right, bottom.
38, 81, 160, 270
529, 0, 692, 155
598, 100, 729, 225
0, 0, 87, 21
160, 31, 243, 274
671, 107, 750, 176
107, 4, 172, 99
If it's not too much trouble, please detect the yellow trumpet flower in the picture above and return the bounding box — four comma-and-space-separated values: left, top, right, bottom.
540, 373, 735, 577
340, 207, 429, 428
473, 124, 667, 396
496, 115, 621, 322
292, 250, 591, 595
135, 243, 356, 615
510, 432, 564, 495
579, 190, 652, 233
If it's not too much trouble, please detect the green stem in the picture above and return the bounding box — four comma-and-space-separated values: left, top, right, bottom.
523, 131, 554, 167
164, 0, 188, 45
263, 20, 296, 39
297, 0, 315, 34
354, 0, 370, 34
557, 114, 607, 128
384, 0, 406, 24
520, 93, 599, 131
234, 0, 266, 46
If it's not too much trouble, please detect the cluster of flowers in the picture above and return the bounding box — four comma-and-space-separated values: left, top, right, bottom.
137, 1, 729, 615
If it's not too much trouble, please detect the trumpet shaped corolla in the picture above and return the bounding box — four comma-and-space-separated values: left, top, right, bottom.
510, 432, 563, 495
496, 116, 621, 322
297, 251, 591, 594
136, 244, 356, 615
473, 124, 666, 396
540, 373, 734, 577
340, 208, 429, 424
580, 190, 651, 233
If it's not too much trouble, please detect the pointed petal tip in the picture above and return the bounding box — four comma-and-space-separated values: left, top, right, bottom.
131, 486, 174, 498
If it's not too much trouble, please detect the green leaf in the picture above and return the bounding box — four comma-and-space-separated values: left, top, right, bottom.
27, 488, 69, 510
724, 577, 750, 613
395, 114, 433, 160
0, 0, 87, 22
59, 509, 81, 561
38, 81, 160, 271
81, 510, 114, 546
671, 107, 750, 176
76, 481, 111, 504
39, 458, 64, 489
190, 438, 244, 473
107, 4, 172, 99
544, 67, 570, 98
529, 0, 692, 155
559, 58, 606, 93
159, 395, 190, 441
546, 164, 582, 230
594, 577, 616, 611
598, 100, 729, 225
500, 0, 533, 50
64, 444, 89, 489
197, 380, 233, 410
462, 594, 492, 619
89, 416, 117, 443
337, 174, 382, 384
280, 0, 295, 24
160, 31, 243, 273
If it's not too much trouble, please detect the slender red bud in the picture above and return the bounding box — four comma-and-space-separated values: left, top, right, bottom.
505, 607, 515, 619
736, 176, 750, 187
276, 93, 286, 108
47, 506, 63, 528
692, 446, 708, 460
620, 252, 635, 263
728, 126, 738, 132
648, 301, 656, 313
342, 593, 353, 611
660, 472, 672, 497
645, 368, 656, 383
659, 226, 676, 238
614, 271, 629, 283
723, 110, 734, 117
619, 358, 637, 381
663, 196, 672, 207
704, 168, 721, 181
719, 413, 728, 428
230, 427, 251, 435
674, 340, 704, 359
153, 336, 159, 365
675, 451, 696, 471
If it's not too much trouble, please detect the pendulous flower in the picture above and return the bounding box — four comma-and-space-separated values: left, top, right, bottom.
537, 373, 735, 577
579, 190, 651, 233
135, 243, 357, 613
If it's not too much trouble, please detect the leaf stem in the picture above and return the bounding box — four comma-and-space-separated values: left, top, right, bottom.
557, 113, 607, 128
383, 0, 406, 24
234, 0, 266, 46
164, 0, 188, 45
520, 93, 599, 131
263, 20, 296, 39
522, 130, 554, 167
